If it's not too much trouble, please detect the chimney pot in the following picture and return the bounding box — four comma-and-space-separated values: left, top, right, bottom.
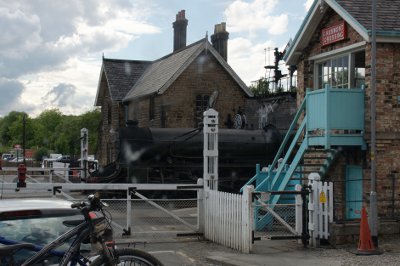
173, 10, 188, 52
211, 22, 229, 61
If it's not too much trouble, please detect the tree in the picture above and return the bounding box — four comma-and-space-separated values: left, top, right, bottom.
249, 78, 270, 97
34, 109, 63, 150
34, 147, 49, 161
53, 109, 101, 157
0, 108, 101, 159
79, 109, 101, 155
7, 113, 35, 148
0, 111, 26, 147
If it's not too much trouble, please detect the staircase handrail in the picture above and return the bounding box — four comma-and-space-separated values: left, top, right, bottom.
255, 117, 307, 192
268, 97, 306, 179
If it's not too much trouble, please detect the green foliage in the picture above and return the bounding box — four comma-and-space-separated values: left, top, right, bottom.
249, 77, 298, 97
249, 78, 271, 97
0, 111, 26, 147
7, 113, 35, 148
34, 109, 63, 150
0, 108, 101, 159
34, 147, 49, 161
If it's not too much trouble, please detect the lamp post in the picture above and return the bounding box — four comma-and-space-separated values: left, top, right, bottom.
23, 114, 26, 165
369, 0, 378, 247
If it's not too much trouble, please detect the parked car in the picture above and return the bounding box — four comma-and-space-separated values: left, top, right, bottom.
9, 157, 33, 163
0, 198, 90, 264
1, 154, 13, 161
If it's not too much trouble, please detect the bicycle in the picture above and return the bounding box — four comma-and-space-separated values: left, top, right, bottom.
0, 194, 163, 266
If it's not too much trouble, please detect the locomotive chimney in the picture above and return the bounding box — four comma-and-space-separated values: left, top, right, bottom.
211, 22, 229, 62
173, 10, 188, 52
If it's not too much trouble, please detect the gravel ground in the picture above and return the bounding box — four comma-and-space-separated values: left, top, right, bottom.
314, 238, 400, 266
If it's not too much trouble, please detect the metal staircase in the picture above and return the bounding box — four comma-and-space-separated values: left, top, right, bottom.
242, 85, 366, 205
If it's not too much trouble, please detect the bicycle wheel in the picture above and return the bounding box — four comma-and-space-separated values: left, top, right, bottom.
91, 248, 163, 266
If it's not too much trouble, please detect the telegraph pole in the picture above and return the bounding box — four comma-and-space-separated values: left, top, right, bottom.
369, 0, 378, 247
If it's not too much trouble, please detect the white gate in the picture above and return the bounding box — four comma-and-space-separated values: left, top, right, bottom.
203, 185, 254, 253
305, 173, 333, 247
202, 108, 254, 253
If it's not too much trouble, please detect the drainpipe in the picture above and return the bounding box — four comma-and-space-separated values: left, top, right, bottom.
369, 0, 378, 247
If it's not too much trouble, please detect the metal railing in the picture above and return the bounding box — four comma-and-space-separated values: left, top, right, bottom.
0, 169, 202, 242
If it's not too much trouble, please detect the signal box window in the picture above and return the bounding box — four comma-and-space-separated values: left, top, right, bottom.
316, 50, 365, 89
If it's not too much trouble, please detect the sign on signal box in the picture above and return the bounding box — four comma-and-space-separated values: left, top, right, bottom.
319, 191, 327, 204
321, 21, 346, 46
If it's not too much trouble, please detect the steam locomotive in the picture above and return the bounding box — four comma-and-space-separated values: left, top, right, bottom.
91, 125, 283, 192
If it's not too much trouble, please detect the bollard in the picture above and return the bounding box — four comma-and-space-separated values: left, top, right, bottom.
17, 163, 27, 188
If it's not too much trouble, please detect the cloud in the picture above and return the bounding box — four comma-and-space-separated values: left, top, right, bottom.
304, 0, 314, 11
225, 0, 288, 36
43, 83, 77, 107
224, 0, 292, 85
0, 0, 161, 117
0, 1, 161, 80
16, 57, 100, 117
0, 78, 25, 115
228, 37, 276, 85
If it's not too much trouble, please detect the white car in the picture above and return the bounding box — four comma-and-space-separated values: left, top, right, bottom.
0, 198, 91, 264
9, 157, 33, 163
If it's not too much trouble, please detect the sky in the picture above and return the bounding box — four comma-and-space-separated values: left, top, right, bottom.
0, 0, 314, 118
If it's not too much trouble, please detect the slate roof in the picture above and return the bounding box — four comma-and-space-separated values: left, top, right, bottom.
123, 38, 252, 101
336, 0, 400, 32
95, 59, 151, 105
284, 0, 400, 65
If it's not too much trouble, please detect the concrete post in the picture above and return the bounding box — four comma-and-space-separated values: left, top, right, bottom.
203, 109, 219, 190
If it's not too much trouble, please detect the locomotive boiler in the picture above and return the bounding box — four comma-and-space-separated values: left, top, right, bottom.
92, 125, 282, 192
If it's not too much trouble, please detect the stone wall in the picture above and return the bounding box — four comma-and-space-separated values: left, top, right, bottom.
134, 52, 248, 128
96, 93, 124, 166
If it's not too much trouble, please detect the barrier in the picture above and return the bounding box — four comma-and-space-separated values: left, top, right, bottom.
308, 173, 333, 247
355, 207, 382, 255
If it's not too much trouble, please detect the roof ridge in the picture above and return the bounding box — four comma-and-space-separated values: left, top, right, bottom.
153, 38, 208, 63
103, 58, 152, 64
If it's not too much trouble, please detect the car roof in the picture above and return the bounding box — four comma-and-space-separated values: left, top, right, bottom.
0, 198, 80, 219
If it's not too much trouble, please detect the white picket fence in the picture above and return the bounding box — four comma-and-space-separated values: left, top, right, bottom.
307, 173, 334, 247
203, 186, 254, 253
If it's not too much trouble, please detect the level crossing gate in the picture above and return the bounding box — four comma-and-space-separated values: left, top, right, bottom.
251, 184, 308, 245
251, 173, 333, 248
0, 174, 203, 242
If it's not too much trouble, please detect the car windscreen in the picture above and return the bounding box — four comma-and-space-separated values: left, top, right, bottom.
0, 214, 90, 264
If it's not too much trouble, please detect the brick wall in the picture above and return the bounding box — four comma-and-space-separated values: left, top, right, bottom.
296, 6, 400, 222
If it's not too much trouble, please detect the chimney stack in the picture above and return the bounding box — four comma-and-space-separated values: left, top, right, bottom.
173, 10, 188, 52
211, 22, 229, 61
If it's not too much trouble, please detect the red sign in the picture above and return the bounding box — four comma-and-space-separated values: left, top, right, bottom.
321, 21, 346, 46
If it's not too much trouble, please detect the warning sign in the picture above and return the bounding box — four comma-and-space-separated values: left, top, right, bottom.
319, 191, 327, 203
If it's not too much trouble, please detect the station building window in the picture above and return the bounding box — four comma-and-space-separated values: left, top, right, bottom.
149, 96, 155, 120
195, 94, 209, 124
315, 50, 365, 89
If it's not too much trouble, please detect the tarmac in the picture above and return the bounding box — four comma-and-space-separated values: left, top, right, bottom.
205, 240, 339, 266
121, 237, 400, 266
